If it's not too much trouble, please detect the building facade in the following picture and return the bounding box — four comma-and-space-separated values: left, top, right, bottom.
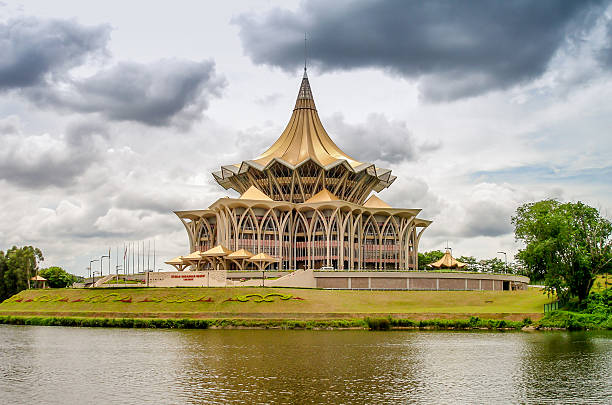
175, 70, 431, 271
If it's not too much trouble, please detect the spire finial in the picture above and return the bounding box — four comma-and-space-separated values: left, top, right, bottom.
304, 33, 308, 77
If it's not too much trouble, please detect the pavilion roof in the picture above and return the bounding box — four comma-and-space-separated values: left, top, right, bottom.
183, 251, 203, 261
363, 194, 392, 208
227, 248, 254, 259
30, 275, 47, 281
305, 188, 340, 203
201, 245, 233, 257
239, 186, 273, 201
164, 256, 185, 265
428, 249, 466, 269
247, 252, 279, 262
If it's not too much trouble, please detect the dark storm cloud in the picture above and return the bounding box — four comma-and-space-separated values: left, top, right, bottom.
1, 17, 226, 127
0, 17, 109, 90
598, 18, 612, 67
0, 118, 106, 188
236, 0, 607, 101
26, 59, 226, 127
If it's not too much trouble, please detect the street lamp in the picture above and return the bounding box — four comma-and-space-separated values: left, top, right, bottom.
497, 251, 508, 274
89, 259, 99, 286
100, 254, 110, 278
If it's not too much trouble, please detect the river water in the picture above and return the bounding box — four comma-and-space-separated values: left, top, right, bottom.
0, 325, 611, 404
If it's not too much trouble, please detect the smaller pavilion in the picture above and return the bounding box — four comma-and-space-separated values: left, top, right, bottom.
166, 245, 280, 272
30, 275, 49, 289
428, 249, 467, 269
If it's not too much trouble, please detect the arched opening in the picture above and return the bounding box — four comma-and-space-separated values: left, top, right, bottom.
238, 212, 257, 254
362, 216, 380, 270
381, 218, 400, 270
310, 213, 327, 269
293, 214, 309, 270
261, 214, 279, 270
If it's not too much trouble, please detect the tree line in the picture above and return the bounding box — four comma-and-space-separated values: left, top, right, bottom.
418, 250, 515, 274
420, 200, 611, 303
0, 246, 78, 302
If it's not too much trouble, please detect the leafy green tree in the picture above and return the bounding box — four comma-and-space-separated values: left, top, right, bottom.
512, 200, 612, 302
418, 250, 444, 269
478, 257, 506, 274
39, 266, 77, 288
457, 255, 478, 271
0, 246, 44, 301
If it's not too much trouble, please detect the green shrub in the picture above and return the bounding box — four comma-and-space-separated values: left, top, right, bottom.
366, 317, 391, 330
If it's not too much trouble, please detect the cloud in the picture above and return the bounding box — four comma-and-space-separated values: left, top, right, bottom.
326, 113, 439, 165
460, 200, 514, 238
599, 18, 612, 67
0, 17, 225, 128
26, 59, 226, 128
0, 116, 106, 188
0, 17, 109, 90
236, 0, 607, 101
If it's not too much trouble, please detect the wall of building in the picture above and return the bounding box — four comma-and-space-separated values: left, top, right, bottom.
179, 201, 429, 273
313, 272, 528, 291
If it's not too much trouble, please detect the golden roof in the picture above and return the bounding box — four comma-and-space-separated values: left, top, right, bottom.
212, 71, 397, 195
247, 252, 279, 262
428, 249, 466, 269
164, 256, 185, 265
252, 71, 362, 169
240, 186, 273, 201
31, 275, 47, 281
183, 251, 203, 261
363, 194, 391, 208
227, 248, 254, 259
201, 245, 233, 257
305, 188, 340, 203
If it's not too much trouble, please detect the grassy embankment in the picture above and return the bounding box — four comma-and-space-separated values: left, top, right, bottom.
537, 278, 611, 330
0, 287, 553, 330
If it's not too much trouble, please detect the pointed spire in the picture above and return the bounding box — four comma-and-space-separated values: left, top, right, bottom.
295, 71, 316, 110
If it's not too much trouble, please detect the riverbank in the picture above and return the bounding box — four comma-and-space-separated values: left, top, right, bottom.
0, 314, 529, 330
0, 287, 551, 321
0, 287, 554, 330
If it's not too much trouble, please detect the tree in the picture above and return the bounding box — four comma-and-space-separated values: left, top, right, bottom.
512, 200, 612, 302
418, 250, 444, 269
457, 255, 478, 271
478, 257, 506, 274
39, 266, 77, 288
0, 246, 44, 301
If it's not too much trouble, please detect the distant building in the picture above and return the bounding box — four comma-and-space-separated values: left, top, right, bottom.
175, 71, 431, 270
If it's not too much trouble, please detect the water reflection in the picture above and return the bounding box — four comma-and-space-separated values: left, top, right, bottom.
0, 325, 610, 404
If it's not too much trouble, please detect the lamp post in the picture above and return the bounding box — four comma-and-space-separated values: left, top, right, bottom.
100, 254, 110, 279
497, 251, 507, 274
89, 259, 99, 286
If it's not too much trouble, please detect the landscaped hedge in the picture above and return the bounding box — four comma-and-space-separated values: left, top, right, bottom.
0, 315, 531, 330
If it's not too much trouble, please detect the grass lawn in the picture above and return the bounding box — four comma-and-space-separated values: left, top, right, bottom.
0, 287, 553, 320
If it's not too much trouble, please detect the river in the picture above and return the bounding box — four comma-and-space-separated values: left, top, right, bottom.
0, 325, 610, 404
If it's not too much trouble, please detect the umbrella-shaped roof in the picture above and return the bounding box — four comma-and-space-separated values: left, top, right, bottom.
227, 248, 254, 259
428, 249, 466, 269
363, 194, 391, 208
247, 252, 279, 262
305, 188, 340, 203
183, 251, 204, 261
202, 245, 234, 257
164, 256, 185, 265
30, 275, 47, 281
239, 186, 273, 201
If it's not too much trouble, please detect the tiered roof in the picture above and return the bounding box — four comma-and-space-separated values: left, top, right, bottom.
213, 70, 396, 200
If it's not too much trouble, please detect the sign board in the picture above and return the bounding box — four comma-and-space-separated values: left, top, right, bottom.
147, 270, 227, 287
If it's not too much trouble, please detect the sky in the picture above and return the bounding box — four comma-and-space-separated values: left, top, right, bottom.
1, 0, 611, 276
